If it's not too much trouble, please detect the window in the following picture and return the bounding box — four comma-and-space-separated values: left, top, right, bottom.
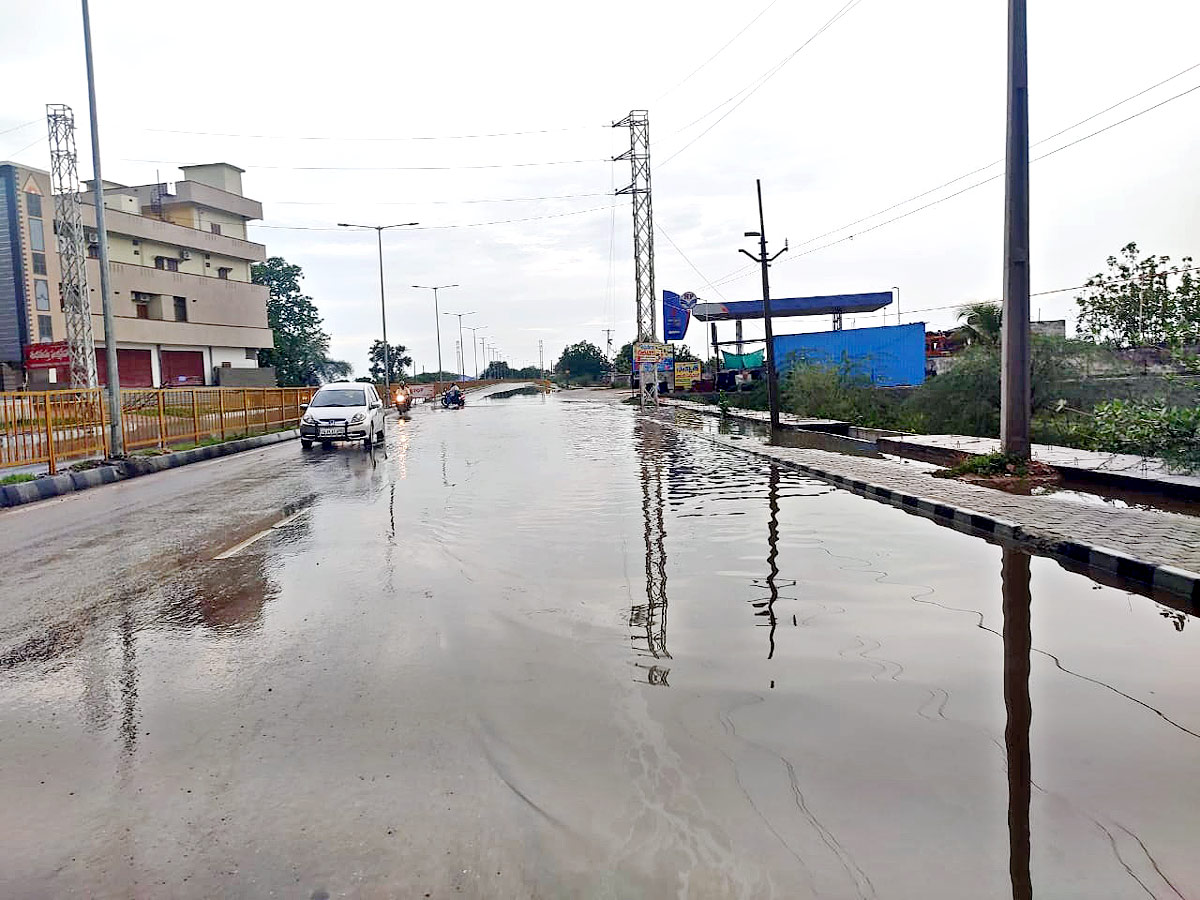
154, 256, 179, 272
34, 279, 50, 311
246, 348, 258, 360
174, 296, 188, 321
210, 223, 222, 235
131, 239, 140, 246
28, 218, 45, 253
136, 304, 149, 320
32, 252, 47, 275
25, 192, 42, 218
217, 266, 231, 280
88, 243, 99, 259
38, 315, 53, 342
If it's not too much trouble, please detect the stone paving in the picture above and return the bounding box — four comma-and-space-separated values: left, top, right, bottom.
656, 403, 1200, 580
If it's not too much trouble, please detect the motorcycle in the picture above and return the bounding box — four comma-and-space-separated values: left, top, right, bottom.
442, 390, 465, 409
393, 386, 413, 413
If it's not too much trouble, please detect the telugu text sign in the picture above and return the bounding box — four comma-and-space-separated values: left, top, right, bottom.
23, 341, 71, 370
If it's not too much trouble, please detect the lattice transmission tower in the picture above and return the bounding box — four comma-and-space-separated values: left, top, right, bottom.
46, 104, 98, 388
613, 110, 656, 342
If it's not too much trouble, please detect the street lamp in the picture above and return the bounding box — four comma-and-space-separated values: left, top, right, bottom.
465, 325, 487, 379
338, 221, 419, 403
412, 284, 458, 388
442, 310, 476, 382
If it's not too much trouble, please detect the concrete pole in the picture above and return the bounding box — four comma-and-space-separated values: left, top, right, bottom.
1000, 0, 1032, 458
82, 0, 122, 456
433, 287, 443, 382
756, 180, 781, 432
376, 227, 391, 402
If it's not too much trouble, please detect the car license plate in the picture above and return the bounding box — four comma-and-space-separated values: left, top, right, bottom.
318, 426, 342, 437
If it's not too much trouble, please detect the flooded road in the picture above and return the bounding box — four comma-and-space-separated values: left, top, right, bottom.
1, 393, 1197, 898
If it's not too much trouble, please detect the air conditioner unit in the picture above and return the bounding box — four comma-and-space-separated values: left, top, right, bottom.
85, 229, 98, 243
178, 249, 192, 260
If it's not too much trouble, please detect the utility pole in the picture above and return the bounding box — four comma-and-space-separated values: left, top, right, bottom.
1000, 0, 1032, 459
602, 328, 614, 360
466, 325, 486, 379
413, 284, 457, 386
539, 339, 544, 378
338, 221, 420, 402
81, 0, 122, 455
738, 180, 787, 431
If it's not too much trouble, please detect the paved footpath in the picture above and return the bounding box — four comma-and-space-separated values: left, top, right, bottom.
655, 404, 1200, 603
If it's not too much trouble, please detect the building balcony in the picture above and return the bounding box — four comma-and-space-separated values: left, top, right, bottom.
85, 259, 270, 329
81, 204, 266, 263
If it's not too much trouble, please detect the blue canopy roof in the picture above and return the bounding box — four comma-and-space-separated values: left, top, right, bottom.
692, 292, 892, 322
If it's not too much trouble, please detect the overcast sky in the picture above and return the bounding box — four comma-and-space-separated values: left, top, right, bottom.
3, 0, 1199, 375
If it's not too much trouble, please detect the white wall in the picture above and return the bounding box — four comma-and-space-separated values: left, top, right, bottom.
211, 346, 258, 369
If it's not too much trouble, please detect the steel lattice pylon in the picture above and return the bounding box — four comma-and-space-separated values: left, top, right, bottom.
46, 104, 98, 388
614, 110, 656, 342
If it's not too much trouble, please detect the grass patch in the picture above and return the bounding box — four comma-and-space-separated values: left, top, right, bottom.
0, 472, 36, 485
936, 451, 1030, 479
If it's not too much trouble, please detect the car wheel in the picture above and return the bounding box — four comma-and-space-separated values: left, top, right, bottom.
301, 439, 313, 449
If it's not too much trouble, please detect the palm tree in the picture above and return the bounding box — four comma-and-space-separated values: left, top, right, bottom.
957, 301, 1003, 345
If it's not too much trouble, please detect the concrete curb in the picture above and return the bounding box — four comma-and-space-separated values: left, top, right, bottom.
690, 429, 1200, 606
0, 429, 299, 511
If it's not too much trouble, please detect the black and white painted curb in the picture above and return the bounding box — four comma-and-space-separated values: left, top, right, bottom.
0, 429, 299, 510
691, 429, 1200, 607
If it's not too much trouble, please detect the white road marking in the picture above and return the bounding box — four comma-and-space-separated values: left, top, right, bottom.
214, 509, 309, 559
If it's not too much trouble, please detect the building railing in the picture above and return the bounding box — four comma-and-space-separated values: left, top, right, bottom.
0, 386, 315, 474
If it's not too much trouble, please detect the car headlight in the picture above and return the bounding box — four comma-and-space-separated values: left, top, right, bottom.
301, 413, 317, 425
348, 412, 366, 425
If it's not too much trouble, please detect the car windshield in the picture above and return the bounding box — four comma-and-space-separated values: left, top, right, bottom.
310, 388, 365, 408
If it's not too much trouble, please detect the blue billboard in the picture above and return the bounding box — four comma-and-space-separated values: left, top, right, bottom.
662, 290, 697, 340
773, 323, 925, 386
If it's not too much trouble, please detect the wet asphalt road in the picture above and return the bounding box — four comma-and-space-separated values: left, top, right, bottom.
1, 392, 1198, 898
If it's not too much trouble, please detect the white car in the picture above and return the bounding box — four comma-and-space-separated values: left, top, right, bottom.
299, 382, 386, 450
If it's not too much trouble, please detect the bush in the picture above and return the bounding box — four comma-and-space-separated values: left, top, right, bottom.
781, 358, 910, 429
1081, 400, 1200, 471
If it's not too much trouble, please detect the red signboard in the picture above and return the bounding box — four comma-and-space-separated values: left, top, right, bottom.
24, 341, 71, 370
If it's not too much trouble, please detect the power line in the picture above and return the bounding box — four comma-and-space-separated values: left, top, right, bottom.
714, 78, 1200, 286
655, 0, 781, 101
122, 157, 609, 172
655, 223, 729, 302
268, 190, 611, 206
786, 61, 1200, 256
658, 0, 866, 168
141, 125, 604, 142
250, 203, 612, 232
0, 118, 40, 138
4, 134, 47, 160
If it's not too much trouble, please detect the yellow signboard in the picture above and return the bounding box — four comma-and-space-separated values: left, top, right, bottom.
674, 360, 701, 390
633, 341, 670, 364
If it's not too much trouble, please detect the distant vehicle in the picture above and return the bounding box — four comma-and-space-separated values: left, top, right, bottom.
393, 385, 413, 413
442, 386, 465, 409
300, 382, 386, 450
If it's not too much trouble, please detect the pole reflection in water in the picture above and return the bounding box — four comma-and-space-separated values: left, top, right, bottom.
1002, 547, 1033, 900
632, 419, 670, 686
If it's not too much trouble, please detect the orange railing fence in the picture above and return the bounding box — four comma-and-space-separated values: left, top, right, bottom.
0, 386, 315, 474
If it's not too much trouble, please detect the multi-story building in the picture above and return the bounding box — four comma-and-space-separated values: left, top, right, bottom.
0, 161, 274, 390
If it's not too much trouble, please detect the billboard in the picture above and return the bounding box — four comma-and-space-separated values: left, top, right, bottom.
674, 360, 701, 389
662, 290, 698, 340
634, 341, 670, 364
24, 341, 71, 370
772, 323, 926, 386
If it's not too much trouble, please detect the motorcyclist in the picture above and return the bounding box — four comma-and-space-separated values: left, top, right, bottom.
444, 384, 464, 407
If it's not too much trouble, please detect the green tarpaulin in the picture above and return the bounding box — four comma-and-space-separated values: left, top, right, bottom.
720, 350, 764, 370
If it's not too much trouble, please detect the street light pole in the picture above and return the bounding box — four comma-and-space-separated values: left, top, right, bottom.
82, 0, 122, 456
413, 284, 457, 389
466, 325, 486, 379
1001, 0, 1032, 459
443, 311, 475, 382
338, 221, 419, 403
738, 179, 787, 432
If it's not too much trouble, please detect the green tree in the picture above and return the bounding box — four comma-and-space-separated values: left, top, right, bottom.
1075, 242, 1200, 347
669, 343, 700, 363
367, 341, 413, 384
555, 341, 611, 382
481, 360, 512, 379
614, 341, 634, 373
252, 256, 351, 385
956, 301, 1003, 346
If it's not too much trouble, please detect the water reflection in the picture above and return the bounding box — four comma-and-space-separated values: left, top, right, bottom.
1002, 548, 1033, 900
631, 418, 670, 685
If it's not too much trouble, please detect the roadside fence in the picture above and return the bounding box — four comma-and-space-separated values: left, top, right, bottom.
0, 386, 315, 474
